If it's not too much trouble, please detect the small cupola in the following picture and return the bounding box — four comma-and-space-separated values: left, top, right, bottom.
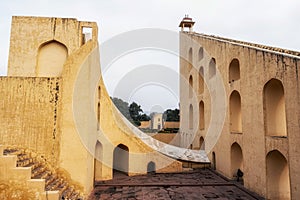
179, 15, 195, 32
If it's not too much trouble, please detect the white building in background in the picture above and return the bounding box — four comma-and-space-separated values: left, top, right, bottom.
151, 113, 163, 130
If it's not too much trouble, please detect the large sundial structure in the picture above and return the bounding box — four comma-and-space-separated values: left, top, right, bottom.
178, 15, 299, 200
0, 16, 298, 200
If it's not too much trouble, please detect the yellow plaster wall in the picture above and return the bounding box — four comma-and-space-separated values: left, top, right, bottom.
8, 16, 97, 77
59, 39, 99, 197
0, 77, 61, 166
4, 16, 100, 197
3, 16, 182, 198
180, 31, 300, 199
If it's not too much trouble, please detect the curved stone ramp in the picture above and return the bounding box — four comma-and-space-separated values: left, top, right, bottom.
71, 38, 208, 178
72, 41, 182, 176
111, 104, 210, 163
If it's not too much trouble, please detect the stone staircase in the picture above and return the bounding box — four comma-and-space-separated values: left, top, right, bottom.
2, 146, 83, 200
0, 145, 58, 199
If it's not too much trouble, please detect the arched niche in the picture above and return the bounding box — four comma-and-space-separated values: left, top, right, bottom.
188, 47, 193, 71
199, 101, 204, 130
94, 141, 103, 182
147, 161, 156, 174
263, 79, 286, 137
229, 91, 242, 133
97, 102, 100, 130
229, 58, 240, 83
189, 75, 193, 98
209, 58, 216, 79
230, 142, 243, 178
189, 104, 193, 130
266, 150, 290, 200
199, 136, 205, 150
113, 144, 129, 176
36, 40, 68, 77
198, 47, 204, 61
199, 67, 204, 94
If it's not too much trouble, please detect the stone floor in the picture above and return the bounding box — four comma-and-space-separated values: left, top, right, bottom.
89, 169, 264, 200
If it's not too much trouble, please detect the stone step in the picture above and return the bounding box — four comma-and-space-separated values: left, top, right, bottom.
27, 179, 46, 193
10, 167, 32, 181
17, 157, 34, 167
4, 148, 83, 199
45, 174, 56, 185
41, 191, 60, 200
0, 155, 17, 168
32, 167, 48, 179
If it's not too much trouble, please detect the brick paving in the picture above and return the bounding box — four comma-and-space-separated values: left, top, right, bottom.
89, 169, 264, 200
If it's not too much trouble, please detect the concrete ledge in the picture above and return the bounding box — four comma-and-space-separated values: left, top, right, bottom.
27, 179, 45, 193
41, 191, 59, 200
10, 167, 31, 181
0, 155, 17, 168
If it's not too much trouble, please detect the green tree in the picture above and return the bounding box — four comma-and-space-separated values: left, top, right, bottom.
111, 97, 131, 119
163, 108, 180, 122
139, 113, 151, 121
129, 102, 143, 126
111, 97, 150, 126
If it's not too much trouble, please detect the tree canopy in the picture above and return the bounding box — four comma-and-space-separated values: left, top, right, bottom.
111, 97, 131, 119
111, 97, 150, 126
163, 108, 180, 122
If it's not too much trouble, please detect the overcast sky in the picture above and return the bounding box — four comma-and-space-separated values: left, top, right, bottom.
0, 0, 299, 112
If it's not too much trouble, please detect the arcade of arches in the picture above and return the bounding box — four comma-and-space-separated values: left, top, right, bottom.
0, 16, 298, 200
181, 30, 298, 199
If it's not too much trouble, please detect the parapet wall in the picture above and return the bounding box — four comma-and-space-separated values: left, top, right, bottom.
191, 32, 300, 57
0, 77, 61, 166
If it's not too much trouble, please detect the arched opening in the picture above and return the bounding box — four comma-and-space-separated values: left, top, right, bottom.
94, 141, 103, 182
263, 79, 287, 137
230, 142, 243, 179
147, 161, 156, 174
36, 40, 68, 77
266, 150, 290, 200
199, 136, 205, 150
98, 86, 101, 99
229, 91, 242, 133
229, 59, 240, 83
189, 75, 193, 98
113, 144, 129, 176
199, 67, 204, 94
199, 101, 204, 130
189, 104, 193, 130
212, 152, 216, 170
209, 58, 216, 79
188, 47, 193, 71
97, 102, 100, 130
198, 47, 204, 61
82, 27, 93, 44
